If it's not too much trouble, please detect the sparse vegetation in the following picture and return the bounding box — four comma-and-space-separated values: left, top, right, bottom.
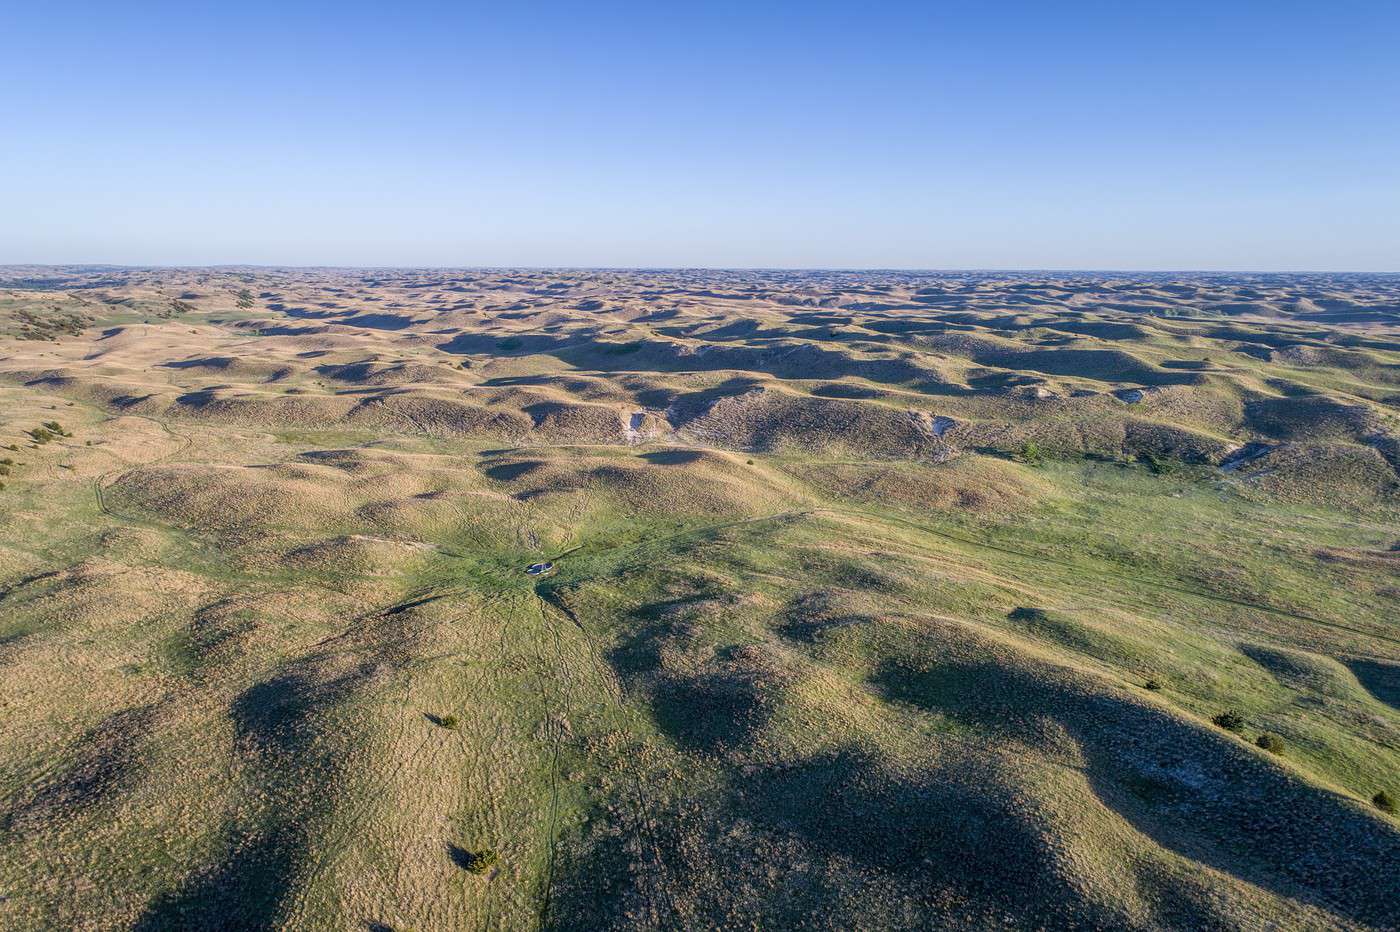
24, 421, 71, 445
6, 304, 92, 340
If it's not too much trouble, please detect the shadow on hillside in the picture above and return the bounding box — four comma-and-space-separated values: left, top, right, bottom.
638, 449, 710, 465
1347, 658, 1400, 712
133, 822, 304, 931
872, 653, 1400, 927
552, 593, 1133, 927
135, 651, 407, 930
1, 705, 157, 832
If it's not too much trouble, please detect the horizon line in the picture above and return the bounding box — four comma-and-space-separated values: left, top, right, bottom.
2, 262, 1398, 277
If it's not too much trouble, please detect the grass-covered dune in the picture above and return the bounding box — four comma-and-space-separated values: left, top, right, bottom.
0, 267, 1397, 930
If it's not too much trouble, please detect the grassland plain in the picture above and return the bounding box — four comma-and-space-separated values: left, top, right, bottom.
0, 266, 1397, 930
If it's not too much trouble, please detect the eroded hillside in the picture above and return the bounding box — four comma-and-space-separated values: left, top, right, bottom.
1, 267, 1397, 930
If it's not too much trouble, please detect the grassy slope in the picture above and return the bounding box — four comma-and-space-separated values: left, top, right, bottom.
0, 271, 1397, 930
0, 383, 1396, 929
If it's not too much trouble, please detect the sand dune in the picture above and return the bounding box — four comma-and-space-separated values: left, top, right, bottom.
0, 267, 1397, 930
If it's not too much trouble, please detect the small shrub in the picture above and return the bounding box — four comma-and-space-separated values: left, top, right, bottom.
1143, 676, 1163, 691
1256, 732, 1285, 754
439, 715, 459, 730
746, 459, 754, 465
1139, 451, 1169, 474
465, 848, 499, 874
27, 428, 54, 444
1008, 606, 1050, 623
1017, 441, 1044, 467
1212, 711, 1246, 733
1375, 790, 1397, 814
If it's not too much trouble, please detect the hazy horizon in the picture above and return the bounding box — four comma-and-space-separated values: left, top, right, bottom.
4, 263, 1399, 276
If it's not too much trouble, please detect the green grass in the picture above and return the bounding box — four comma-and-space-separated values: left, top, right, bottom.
2, 269, 1398, 929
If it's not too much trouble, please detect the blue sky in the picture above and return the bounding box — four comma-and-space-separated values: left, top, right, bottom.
2, 1, 1397, 269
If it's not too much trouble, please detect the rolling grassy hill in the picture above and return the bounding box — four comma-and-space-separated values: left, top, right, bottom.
0, 267, 1397, 930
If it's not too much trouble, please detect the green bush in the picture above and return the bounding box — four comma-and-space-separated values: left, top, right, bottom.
439, 715, 458, 730
1139, 451, 1172, 475
465, 848, 499, 874
1256, 732, 1285, 754
1212, 711, 1246, 733
1017, 441, 1044, 467
1008, 606, 1050, 623
1375, 790, 1397, 814
1143, 676, 1163, 691
27, 427, 54, 444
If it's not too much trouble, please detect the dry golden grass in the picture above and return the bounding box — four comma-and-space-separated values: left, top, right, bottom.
0, 267, 1397, 930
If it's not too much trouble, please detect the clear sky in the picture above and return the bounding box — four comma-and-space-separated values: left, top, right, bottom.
2, 1, 1397, 270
